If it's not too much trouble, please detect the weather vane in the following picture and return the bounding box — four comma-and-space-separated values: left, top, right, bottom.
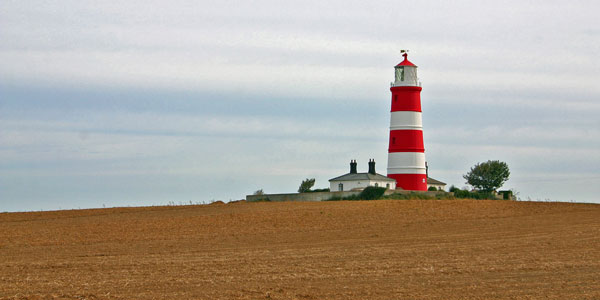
400, 49, 409, 58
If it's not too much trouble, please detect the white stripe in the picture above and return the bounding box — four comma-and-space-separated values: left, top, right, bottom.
389, 111, 422, 130
387, 152, 426, 174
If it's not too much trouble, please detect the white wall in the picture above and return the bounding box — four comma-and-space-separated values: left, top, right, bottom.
330, 180, 396, 191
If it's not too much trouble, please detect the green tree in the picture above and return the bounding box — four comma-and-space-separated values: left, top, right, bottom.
463, 160, 510, 192
298, 178, 316, 193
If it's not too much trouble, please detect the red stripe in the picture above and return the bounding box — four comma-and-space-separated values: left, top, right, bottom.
387, 173, 427, 191
390, 86, 422, 112
388, 130, 424, 152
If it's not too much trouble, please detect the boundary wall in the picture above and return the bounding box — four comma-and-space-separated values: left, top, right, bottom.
246, 189, 425, 202
246, 190, 510, 202
246, 191, 361, 202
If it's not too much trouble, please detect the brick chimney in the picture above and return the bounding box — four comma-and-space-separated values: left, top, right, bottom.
368, 159, 376, 175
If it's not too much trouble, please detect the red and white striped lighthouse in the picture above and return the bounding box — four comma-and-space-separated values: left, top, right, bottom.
387, 52, 427, 191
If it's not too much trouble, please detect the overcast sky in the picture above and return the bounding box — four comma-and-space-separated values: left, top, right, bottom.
1, 0, 599, 211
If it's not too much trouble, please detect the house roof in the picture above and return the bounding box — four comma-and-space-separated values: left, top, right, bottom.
329, 172, 396, 182
427, 177, 446, 185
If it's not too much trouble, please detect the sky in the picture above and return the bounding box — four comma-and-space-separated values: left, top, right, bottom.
1, 0, 599, 211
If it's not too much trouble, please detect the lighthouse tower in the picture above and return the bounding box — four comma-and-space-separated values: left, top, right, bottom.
387, 52, 427, 191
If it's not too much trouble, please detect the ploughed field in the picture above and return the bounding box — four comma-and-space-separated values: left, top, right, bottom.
1, 200, 599, 299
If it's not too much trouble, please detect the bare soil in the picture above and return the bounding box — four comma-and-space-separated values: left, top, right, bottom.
1, 199, 599, 299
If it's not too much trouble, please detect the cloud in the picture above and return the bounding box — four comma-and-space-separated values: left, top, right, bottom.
1, 0, 600, 210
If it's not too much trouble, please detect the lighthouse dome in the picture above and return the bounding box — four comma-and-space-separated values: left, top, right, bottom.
392, 53, 419, 87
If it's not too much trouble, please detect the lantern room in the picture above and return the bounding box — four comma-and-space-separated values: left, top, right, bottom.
392, 53, 419, 87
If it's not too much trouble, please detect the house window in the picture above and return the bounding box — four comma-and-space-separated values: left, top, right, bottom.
386, 183, 390, 189
375, 183, 379, 187
338, 183, 343, 191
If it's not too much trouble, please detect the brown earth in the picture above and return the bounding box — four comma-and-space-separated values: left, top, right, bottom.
1, 199, 599, 299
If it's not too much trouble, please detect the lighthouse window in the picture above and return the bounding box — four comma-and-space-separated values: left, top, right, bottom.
395, 67, 405, 82
394, 95, 397, 102
392, 137, 396, 144
395, 67, 405, 81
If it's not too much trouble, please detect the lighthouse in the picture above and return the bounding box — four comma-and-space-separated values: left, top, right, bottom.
387, 52, 427, 191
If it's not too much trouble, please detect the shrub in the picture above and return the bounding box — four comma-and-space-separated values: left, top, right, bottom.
453, 189, 495, 200
325, 194, 359, 201
435, 192, 452, 199
325, 187, 386, 201
384, 192, 439, 200
358, 186, 387, 200
326, 195, 343, 201
344, 194, 360, 200
428, 186, 438, 191
449, 185, 460, 193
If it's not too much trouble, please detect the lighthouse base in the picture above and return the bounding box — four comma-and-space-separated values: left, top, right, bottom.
388, 173, 427, 191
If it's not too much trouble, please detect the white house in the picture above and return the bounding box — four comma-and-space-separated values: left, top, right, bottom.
329, 160, 396, 192
426, 177, 447, 191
